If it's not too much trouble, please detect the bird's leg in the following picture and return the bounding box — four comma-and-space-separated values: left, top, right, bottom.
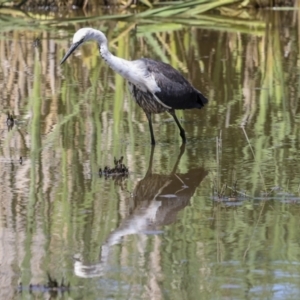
145, 112, 156, 145
145, 146, 155, 176
169, 110, 186, 144
171, 143, 186, 174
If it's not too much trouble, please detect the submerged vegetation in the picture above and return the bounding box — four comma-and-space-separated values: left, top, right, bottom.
99, 156, 129, 177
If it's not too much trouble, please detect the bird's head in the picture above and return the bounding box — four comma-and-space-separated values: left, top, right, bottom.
60, 28, 107, 65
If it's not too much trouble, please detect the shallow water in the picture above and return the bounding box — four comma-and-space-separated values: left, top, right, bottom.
1, 8, 300, 300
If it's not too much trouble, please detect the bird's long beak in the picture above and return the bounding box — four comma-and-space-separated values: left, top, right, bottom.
60, 41, 82, 65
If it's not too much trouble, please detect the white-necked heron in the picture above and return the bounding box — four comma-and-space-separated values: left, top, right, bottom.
61, 28, 208, 145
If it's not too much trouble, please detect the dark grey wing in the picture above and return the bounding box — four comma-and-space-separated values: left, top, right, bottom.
141, 58, 208, 110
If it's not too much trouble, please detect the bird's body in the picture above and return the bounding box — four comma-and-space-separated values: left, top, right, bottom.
61, 28, 208, 145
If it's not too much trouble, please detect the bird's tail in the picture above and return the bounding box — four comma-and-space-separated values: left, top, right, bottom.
197, 91, 208, 108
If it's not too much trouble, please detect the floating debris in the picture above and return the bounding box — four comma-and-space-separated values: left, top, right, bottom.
99, 156, 129, 178
212, 180, 242, 202
18, 273, 70, 295
6, 112, 14, 131
33, 38, 41, 49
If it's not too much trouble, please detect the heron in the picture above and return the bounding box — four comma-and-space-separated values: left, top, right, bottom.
60, 28, 208, 145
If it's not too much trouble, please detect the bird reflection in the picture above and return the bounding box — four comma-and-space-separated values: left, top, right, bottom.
74, 145, 208, 278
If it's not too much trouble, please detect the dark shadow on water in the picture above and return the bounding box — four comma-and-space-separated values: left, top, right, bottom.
6, 112, 14, 132
74, 144, 208, 278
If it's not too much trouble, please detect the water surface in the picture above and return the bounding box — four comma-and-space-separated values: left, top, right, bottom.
0, 8, 300, 300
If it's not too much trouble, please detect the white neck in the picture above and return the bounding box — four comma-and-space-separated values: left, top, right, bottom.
93, 29, 160, 94
96, 33, 132, 79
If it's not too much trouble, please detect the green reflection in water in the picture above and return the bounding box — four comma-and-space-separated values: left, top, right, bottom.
0, 10, 300, 300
